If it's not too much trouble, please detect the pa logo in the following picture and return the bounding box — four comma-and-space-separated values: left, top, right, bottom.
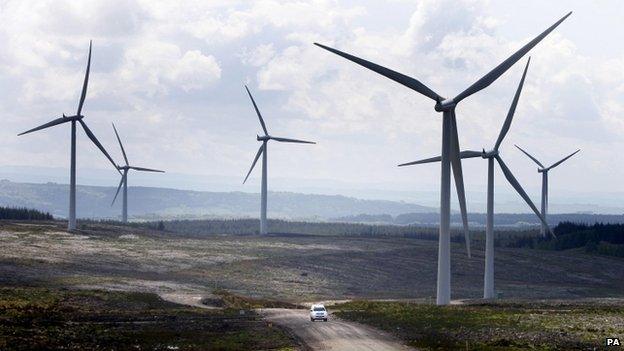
606, 338, 621, 346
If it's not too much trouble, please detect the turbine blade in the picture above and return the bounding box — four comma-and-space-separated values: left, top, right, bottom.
112, 123, 129, 166
494, 58, 530, 151
128, 166, 165, 173
314, 43, 442, 102
450, 112, 471, 257
495, 155, 554, 237
243, 144, 264, 184
111, 175, 124, 206
398, 150, 481, 167
515, 145, 545, 168
546, 149, 580, 170
77, 40, 92, 116
18, 117, 71, 136
399, 156, 441, 166
270, 136, 316, 144
245, 86, 268, 136
78, 120, 119, 172
453, 12, 571, 104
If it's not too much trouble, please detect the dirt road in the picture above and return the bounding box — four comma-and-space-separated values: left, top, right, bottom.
260, 308, 415, 351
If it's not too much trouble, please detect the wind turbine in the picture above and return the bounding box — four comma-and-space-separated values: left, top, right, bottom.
243, 85, 315, 235
18, 41, 119, 231
111, 123, 164, 223
515, 145, 580, 236
400, 58, 552, 299
315, 12, 571, 305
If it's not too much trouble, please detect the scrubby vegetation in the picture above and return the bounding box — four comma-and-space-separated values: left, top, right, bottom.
505, 222, 624, 258
334, 300, 623, 350
213, 289, 303, 310
0, 286, 296, 351
137, 218, 470, 242
0, 206, 53, 220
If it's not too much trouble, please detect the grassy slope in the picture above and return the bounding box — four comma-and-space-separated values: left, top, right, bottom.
334, 300, 624, 350
0, 286, 297, 351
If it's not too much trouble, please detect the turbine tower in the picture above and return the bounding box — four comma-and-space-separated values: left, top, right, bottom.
18, 41, 119, 231
111, 123, 164, 223
243, 85, 315, 235
400, 58, 553, 299
515, 145, 580, 235
315, 12, 571, 305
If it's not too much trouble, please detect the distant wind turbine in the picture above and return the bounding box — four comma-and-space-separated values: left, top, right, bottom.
18, 41, 119, 231
515, 145, 580, 236
243, 85, 315, 235
316, 12, 571, 305
111, 123, 164, 223
400, 58, 552, 299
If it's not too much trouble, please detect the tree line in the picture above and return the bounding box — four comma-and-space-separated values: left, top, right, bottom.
139, 218, 470, 241
0, 206, 53, 220
505, 222, 624, 258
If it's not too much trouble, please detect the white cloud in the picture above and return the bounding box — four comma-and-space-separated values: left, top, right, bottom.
118, 42, 221, 96
240, 44, 276, 67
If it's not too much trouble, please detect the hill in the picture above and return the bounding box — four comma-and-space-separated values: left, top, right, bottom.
0, 179, 433, 220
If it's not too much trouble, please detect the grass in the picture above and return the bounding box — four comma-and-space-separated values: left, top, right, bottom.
0, 286, 297, 350
333, 300, 624, 350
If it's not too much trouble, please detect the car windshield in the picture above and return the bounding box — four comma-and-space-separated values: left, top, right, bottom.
313, 307, 325, 312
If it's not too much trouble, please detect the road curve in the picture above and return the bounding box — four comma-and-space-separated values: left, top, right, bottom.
259, 308, 415, 351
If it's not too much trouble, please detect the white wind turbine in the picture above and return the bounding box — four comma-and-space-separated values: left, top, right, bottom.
315, 12, 571, 305
515, 145, 580, 236
111, 123, 164, 223
400, 58, 553, 299
18, 41, 119, 230
243, 86, 315, 235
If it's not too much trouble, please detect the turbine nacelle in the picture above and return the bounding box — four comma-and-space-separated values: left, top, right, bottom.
257, 134, 271, 142
481, 149, 499, 159
434, 98, 455, 112
538, 168, 548, 173
62, 114, 84, 121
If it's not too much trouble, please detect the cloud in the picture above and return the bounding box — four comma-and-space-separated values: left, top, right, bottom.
240, 44, 276, 67
0, 0, 622, 202
119, 42, 221, 96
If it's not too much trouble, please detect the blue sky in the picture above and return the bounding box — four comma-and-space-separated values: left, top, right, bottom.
0, 0, 622, 211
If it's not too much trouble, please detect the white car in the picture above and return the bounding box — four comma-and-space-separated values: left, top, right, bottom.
310, 304, 328, 322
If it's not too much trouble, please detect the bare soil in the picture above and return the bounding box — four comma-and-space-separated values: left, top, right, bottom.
1, 220, 622, 303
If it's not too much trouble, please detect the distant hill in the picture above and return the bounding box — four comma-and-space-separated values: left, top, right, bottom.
0, 180, 434, 221
333, 212, 624, 227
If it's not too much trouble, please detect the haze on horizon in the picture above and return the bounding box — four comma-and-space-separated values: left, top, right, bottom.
0, 0, 622, 212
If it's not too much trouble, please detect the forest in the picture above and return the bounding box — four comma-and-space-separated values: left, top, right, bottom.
505, 222, 624, 258
0, 206, 53, 220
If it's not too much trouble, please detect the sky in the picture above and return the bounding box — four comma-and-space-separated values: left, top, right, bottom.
0, 0, 622, 211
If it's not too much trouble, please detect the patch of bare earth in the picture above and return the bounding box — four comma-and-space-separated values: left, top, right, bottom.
1, 220, 623, 303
